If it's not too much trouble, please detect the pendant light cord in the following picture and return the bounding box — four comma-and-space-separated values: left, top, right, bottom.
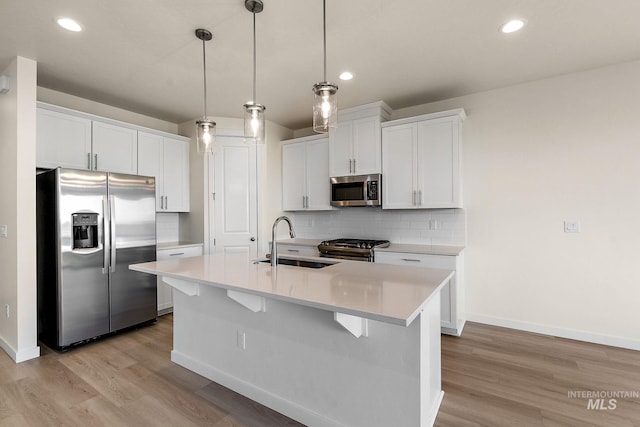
252, 12, 257, 103
322, 0, 327, 82
202, 38, 208, 118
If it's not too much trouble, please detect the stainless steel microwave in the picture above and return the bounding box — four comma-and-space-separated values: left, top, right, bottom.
330, 174, 381, 207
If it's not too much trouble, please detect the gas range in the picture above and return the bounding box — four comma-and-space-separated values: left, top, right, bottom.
317, 238, 390, 262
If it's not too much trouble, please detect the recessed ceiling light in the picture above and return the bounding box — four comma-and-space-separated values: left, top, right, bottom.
57, 17, 83, 32
339, 71, 353, 81
500, 19, 526, 34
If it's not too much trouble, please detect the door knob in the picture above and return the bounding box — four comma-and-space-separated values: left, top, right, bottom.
250, 237, 256, 241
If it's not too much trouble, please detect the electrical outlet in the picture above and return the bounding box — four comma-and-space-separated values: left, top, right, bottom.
5, 304, 9, 318
0, 225, 7, 238
237, 330, 246, 350
429, 220, 442, 230
564, 221, 580, 233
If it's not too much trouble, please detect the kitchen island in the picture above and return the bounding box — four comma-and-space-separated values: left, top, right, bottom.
129, 252, 453, 427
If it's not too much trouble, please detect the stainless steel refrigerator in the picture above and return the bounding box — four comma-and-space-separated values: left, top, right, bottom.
36, 168, 157, 350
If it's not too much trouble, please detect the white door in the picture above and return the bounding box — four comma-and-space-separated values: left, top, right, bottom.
209, 136, 258, 256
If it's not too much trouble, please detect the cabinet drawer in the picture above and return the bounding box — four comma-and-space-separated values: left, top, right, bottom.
374, 251, 455, 269
157, 245, 203, 260
277, 244, 319, 257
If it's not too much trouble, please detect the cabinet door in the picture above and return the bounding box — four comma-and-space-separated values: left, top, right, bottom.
162, 137, 189, 212
352, 116, 381, 175
329, 120, 353, 177
137, 132, 164, 211
157, 245, 203, 313
92, 121, 138, 174
36, 108, 92, 169
305, 138, 332, 210
374, 251, 458, 333
381, 123, 418, 209
282, 142, 306, 211
417, 118, 461, 208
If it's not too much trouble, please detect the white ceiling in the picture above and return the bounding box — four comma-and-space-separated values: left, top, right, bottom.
1, 0, 639, 130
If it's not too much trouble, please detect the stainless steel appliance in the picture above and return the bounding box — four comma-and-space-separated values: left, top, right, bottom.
330, 174, 381, 207
318, 238, 390, 262
36, 168, 157, 350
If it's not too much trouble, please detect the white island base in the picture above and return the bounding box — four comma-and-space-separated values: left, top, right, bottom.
130, 253, 448, 427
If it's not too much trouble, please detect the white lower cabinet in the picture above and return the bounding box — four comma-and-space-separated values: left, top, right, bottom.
375, 250, 465, 335
276, 243, 320, 257
156, 244, 203, 314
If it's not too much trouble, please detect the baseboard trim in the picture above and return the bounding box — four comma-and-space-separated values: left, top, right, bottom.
466, 314, 640, 351
0, 337, 40, 363
171, 350, 343, 427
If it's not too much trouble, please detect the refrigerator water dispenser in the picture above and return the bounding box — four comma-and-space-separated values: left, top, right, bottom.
72, 212, 98, 249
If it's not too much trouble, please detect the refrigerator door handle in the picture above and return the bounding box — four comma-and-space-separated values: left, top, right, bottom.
109, 195, 117, 273
102, 196, 109, 274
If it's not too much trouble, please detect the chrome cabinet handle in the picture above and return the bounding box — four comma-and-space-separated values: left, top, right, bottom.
94, 154, 98, 170
160, 195, 164, 210
169, 252, 185, 256
412, 190, 417, 206
287, 249, 300, 253
164, 195, 168, 210
305, 195, 309, 208
418, 190, 422, 206
349, 159, 353, 174
402, 258, 421, 262
353, 158, 356, 173
87, 153, 91, 170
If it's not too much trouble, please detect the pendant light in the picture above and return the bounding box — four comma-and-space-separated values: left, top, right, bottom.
244, 0, 266, 144
195, 28, 216, 153
312, 0, 338, 134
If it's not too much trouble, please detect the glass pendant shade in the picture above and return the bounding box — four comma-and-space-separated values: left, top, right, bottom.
195, 28, 215, 154
312, 82, 338, 133
243, 103, 266, 144
196, 118, 216, 153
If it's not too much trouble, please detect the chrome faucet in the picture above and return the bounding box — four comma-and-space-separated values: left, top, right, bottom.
271, 216, 296, 267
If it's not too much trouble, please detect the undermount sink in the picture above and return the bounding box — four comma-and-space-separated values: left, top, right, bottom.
256, 258, 334, 269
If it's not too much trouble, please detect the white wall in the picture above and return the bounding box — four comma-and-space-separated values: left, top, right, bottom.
0, 57, 40, 362
391, 60, 640, 350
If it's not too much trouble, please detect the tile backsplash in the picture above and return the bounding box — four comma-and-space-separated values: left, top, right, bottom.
288, 208, 466, 245
156, 212, 180, 243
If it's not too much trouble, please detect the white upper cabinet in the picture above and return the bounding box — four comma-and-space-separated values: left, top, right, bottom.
282, 135, 333, 211
382, 109, 465, 209
92, 121, 138, 174
138, 131, 190, 212
329, 101, 391, 177
36, 108, 92, 170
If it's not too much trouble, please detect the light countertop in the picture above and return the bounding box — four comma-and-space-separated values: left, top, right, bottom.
157, 241, 204, 251
130, 252, 453, 326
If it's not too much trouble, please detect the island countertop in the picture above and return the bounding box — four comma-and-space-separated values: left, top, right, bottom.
130, 252, 453, 326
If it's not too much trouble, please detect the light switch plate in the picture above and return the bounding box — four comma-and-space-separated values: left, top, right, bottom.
564, 221, 580, 233
0, 225, 7, 238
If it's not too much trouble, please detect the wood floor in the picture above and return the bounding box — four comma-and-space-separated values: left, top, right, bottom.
1, 316, 638, 426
